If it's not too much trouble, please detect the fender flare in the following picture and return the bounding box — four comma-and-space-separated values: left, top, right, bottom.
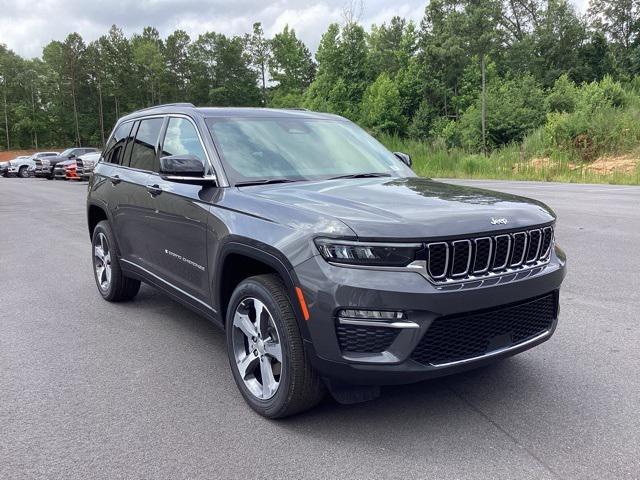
215, 238, 311, 339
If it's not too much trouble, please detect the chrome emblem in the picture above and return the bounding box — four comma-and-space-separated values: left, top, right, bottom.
490, 217, 508, 225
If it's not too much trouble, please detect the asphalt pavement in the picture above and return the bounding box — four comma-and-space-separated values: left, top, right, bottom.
1, 177, 639, 479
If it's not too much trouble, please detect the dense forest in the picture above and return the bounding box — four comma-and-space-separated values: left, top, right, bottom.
2, 0, 640, 181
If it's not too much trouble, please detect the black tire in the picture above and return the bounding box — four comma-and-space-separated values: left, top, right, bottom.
18, 166, 29, 178
91, 220, 141, 302
226, 274, 325, 418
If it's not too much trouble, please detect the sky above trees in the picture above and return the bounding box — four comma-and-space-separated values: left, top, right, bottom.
1, 0, 588, 59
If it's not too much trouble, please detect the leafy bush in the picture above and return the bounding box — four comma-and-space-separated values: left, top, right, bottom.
360, 73, 406, 135
543, 76, 637, 160
456, 74, 546, 150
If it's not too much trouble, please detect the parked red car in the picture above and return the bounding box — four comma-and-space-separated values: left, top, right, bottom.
63, 159, 81, 180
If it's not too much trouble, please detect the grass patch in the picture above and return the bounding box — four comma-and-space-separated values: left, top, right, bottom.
379, 133, 640, 185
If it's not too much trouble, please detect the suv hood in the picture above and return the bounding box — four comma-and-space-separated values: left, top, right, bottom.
249, 177, 555, 239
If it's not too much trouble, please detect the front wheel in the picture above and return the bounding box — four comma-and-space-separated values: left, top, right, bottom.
226, 274, 325, 418
92, 220, 141, 302
18, 166, 29, 178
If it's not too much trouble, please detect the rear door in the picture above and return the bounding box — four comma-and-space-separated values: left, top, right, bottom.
144, 116, 212, 304
112, 117, 165, 270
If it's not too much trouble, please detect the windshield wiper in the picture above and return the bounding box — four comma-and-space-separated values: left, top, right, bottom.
235, 178, 300, 187
328, 172, 392, 180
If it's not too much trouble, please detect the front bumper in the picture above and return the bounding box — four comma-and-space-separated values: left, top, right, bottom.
294, 246, 566, 385
35, 166, 52, 177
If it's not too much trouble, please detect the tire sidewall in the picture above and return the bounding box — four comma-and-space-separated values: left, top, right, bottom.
91, 222, 118, 301
226, 279, 294, 416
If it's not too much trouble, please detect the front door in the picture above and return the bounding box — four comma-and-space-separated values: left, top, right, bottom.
145, 117, 212, 305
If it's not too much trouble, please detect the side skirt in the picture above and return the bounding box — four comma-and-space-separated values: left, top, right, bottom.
121, 258, 223, 328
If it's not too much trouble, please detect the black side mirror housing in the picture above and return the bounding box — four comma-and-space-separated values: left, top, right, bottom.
159, 155, 216, 185
393, 152, 412, 168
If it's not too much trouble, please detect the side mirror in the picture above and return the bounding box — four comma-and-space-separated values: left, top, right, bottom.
393, 152, 412, 168
159, 155, 216, 184
69, 154, 76, 159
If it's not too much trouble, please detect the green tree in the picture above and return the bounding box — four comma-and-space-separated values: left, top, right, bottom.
269, 25, 315, 97
458, 74, 546, 149
192, 32, 260, 106
164, 30, 191, 102
131, 27, 165, 106
246, 22, 271, 105
360, 73, 405, 134
304, 22, 370, 119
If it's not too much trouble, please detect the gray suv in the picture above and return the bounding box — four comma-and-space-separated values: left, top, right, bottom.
86, 104, 567, 418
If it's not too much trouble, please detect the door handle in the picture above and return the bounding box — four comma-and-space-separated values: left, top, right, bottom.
146, 184, 163, 196
110, 174, 121, 186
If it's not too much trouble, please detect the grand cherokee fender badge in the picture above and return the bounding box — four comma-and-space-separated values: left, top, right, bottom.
164, 249, 205, 271
490, 217, 508, 225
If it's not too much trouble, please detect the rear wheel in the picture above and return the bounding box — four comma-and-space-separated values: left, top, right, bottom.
226, 274, 325, 418
92, 220, 140, 302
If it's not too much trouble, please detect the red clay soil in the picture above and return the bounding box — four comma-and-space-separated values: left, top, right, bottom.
0, 150, 38, 161
0, 149, 66, 162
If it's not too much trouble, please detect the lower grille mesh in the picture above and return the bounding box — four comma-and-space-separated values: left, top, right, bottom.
411, 293, 557, 366
337, 324, 399, 353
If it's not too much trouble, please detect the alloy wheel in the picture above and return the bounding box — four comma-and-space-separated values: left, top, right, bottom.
94, 232, 112, 291
231, 297, 283, 400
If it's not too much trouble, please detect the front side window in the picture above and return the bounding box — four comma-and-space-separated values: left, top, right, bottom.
129, 118, 164, 171
205, 117, 412, 184
103, 122, 133, 165
161, 118, 207, 164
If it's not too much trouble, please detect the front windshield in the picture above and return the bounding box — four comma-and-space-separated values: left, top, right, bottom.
60, 148, 75, 157
206, 117, 413, 184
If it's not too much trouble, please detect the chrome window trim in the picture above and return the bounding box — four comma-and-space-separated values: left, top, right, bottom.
473, 237, 493, 274
99, 113, 221, 185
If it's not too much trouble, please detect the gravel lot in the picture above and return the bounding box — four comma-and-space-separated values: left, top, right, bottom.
1, 177, 639, 480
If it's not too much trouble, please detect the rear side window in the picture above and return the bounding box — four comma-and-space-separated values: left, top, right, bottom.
122, 121, 139, 167
161, 118, 207, 164
104, 122, 133, 165
129, 118, 164, 171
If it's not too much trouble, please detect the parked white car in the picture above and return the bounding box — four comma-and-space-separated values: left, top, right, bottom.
6, 152, 58, 178
5, 156, 35, 178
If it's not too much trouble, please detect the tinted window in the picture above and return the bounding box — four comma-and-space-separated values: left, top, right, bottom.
122, 121, 139, 167
161, 118, 207, 164
129, 118, 164, 171
104, 122, 133, 165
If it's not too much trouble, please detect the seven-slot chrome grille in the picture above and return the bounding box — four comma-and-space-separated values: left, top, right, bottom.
426, 226, 553, 283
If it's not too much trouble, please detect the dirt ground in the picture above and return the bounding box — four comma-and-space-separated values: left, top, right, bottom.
0, 150, 38, 162
519, 153, 638, 175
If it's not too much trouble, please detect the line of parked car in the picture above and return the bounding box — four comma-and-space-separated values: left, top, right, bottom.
0, 147, 101, 181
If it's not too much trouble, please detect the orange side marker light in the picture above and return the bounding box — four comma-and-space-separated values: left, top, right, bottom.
295, 287, 310, 321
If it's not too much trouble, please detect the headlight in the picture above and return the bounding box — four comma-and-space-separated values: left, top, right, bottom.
42, 159, 50, 165
314, 238, 422, 267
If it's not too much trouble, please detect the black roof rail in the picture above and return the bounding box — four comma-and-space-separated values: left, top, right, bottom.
134, 102, 196, 113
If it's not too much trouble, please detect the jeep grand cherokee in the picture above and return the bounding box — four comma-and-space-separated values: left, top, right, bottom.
86, 103, 566, 418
